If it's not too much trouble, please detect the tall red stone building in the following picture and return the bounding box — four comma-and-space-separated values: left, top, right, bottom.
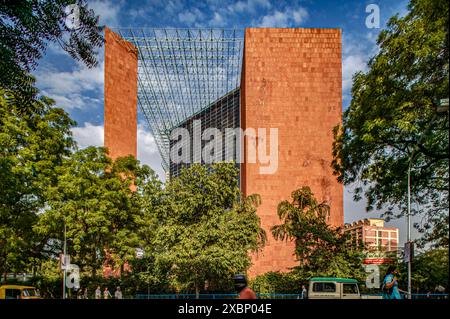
104, 28, 138, 160
104, 27, 343, 277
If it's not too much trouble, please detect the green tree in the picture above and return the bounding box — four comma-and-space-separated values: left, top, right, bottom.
123, 255, 172, 296
28, 258, 61, 298
150, 163, 266, 298
271, 187, 365, 280
34, 147, 157, 278
332, 0, 449, 248
400, 248, 448, 292
0, 0, 103, 107
128, 168, 169, 295
0, 89, 75, 280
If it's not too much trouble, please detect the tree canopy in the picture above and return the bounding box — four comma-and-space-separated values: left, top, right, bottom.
1, 96, 268, 295
271, 187, 365, 281
399, 248, 448, 292
0, 88, 75, 279
0, 0, 103, 107
150, 163, 266, 297
332, 0, 449, 248
34, 148, 158, 277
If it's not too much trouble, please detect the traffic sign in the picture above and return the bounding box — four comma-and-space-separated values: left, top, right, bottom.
404, 242, 414, 263
60, 254, 71, 270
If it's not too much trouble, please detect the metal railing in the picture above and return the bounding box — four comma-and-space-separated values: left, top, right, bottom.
402, 293, 448, 300
135, 293, 238, 299
135, 293, 448, 299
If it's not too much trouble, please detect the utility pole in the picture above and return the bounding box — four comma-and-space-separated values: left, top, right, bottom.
406, 98, 448, 299
406, 158, 413, 299
63, 223, 67, 300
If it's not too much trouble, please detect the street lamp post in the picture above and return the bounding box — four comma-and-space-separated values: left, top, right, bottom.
63, 223, 67, 300
406, 154, 414, 299
406, 98, 448, 299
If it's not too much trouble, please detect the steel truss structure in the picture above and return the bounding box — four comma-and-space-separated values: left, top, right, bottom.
115, 28, 244, 171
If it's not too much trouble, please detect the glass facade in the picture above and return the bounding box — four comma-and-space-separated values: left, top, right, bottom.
169, 88, 240, 178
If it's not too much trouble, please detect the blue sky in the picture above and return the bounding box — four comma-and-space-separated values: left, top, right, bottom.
32, 0, 419, 243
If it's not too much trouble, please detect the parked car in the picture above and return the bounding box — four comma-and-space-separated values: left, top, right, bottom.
308, 277, 381, 299
0, 285, 41, 299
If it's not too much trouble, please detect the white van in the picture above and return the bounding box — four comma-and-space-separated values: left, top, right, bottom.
308, 277, 362, 299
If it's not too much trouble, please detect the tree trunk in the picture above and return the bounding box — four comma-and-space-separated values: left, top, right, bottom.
195, 281, 199, 299
91, 267, 96, 278
91, 250, 97, 278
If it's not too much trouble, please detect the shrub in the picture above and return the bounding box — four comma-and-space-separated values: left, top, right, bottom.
250, 271, 306, 294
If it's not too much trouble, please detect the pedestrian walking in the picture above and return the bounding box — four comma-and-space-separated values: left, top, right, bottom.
95, 286, 102, 299
83, 287, 89, 299
104, 287, 112, 299
114, 287, 123, 299
301, 285, 308, 299
381, 266, 406, 299
234, 274, 257, 299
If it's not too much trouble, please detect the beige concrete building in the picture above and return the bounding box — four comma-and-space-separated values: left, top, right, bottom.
345, 218, 399, 253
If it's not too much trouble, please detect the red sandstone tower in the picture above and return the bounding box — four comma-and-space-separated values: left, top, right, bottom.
104, 28, 138, 160
241, 28, 343, 276
103, 28, 137, 277
104, 27, 343, 278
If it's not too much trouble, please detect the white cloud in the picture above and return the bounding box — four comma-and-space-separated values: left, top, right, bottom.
88, 0, 122, 27
41, 90, 101, 110
165, 0, 184, 16
227, 0, 271, 14
38, 61, 103, 96
128, 0, 181, 19
35, 49, 104, 110
137, 123, 159, 159
128, 7, 147, 19
257, 7, 308, 27
71, 122, 166, 180
72, 122, 104, 148
210, 12, 225, 27
227, 1, 247, 13
342, 54, 367, 92
292, 8, 308, 24
259, 10, 288, 27
137, 124, 166, 180
341, 33, 376, 97
47, 41, 66, 56
178, 8, 205, 25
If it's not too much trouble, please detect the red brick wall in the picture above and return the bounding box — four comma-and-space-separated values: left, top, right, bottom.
241, 28, 343, 277
104, 28, 138, 160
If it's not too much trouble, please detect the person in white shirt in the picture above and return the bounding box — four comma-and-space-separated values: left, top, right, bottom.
114, 287, 123, 299
95, 286, 101, 299
301, 285, 308, 299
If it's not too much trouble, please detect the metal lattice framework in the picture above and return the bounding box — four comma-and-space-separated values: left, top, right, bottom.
115, 28, 244, 171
